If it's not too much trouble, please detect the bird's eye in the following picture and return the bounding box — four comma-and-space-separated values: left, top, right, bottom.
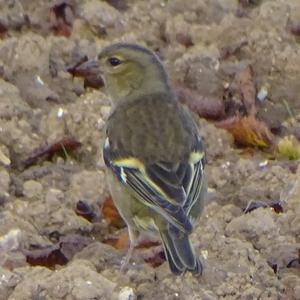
108, 57, 122, 66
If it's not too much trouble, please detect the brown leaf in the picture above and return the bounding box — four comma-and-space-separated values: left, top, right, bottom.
67, 57, 99, 77
26, 246, 68, 268
66, 57, 104, 89
50, 1, 75, 37
175, 85, 225, 120
101, 196, 125, 228
66, 55, 89, 76
23, 136, 82, 167
235, 65, 256, 116
103, 230, 129, 250
217, 115, 275, 147
25, 234, 91, 269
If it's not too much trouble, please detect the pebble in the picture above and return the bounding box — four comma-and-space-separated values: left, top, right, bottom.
23, 180, 43, 199
100, 106, 111, 119
0, 145, 10, 166
0, 168, 10, 196
257, 86, 268, 102
118, 287, 136, 300
0, 229, 22, 251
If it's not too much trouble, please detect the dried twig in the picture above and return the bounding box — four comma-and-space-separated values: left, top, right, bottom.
23, 136, 82, 167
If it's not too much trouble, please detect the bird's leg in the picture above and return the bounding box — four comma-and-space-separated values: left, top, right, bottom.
120, 227, 139, 272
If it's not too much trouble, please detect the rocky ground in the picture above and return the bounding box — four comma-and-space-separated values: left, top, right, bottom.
0, 0, 299, 299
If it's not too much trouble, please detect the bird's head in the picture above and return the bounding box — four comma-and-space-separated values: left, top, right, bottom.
97, 43, 171, 103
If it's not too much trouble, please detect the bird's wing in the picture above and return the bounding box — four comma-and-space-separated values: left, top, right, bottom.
182, 137, 206, 216
103, 136, 205, 234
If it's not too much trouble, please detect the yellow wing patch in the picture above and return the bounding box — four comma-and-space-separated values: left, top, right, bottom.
113, 157, 145, 172
112, 156, 174, 203
189, 150, 205, 164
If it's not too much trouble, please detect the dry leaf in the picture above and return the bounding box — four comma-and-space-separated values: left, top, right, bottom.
103, 231, 129, 250
217, 115, 275, 147
25, 234, 91, 269
66, 57, 104, 89
101, 196, 125, 228
50, 1, 75, 37
26, 246, 68, 268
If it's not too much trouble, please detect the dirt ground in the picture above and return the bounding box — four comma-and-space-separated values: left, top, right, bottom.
0, 0, 300, 299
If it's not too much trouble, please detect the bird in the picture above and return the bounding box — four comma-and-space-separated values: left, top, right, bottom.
96, 43, 206, 275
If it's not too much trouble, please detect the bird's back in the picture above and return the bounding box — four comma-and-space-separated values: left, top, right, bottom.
106, 92, 198, 164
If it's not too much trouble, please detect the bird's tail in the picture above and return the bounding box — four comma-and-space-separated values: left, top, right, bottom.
160, 229, 202, 276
